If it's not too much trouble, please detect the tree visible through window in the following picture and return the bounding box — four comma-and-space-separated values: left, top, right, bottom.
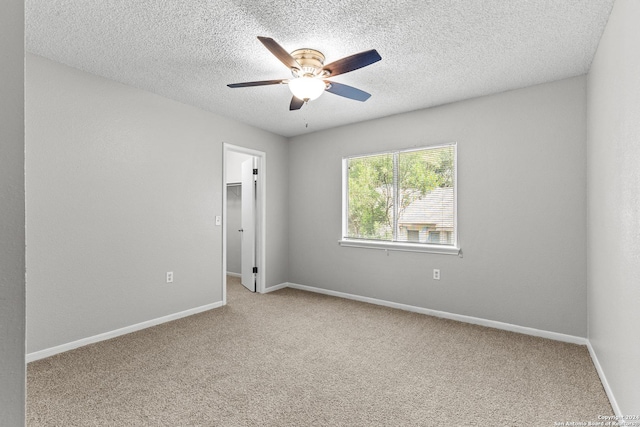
344, 144, 456, 246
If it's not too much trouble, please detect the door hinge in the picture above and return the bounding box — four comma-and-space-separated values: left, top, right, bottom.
252, 267, 258, 274
253, 168, 258, 175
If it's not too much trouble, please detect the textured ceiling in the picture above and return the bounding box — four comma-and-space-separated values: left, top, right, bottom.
26, 0, 614, 137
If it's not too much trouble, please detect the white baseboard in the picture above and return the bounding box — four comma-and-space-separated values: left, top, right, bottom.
226, 271, 241, 278
285, 282, 587, 345
26, 301, 224, 363
587, 341, 622, 417
262, 282, 289, 294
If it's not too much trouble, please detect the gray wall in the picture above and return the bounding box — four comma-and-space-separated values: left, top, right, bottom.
289, 76, 587, 337
226, 151, 253, 184
225, 151, 253, 275
0, 0, 25, 423
26, 54, 289, 354
587, 0, 640, 415
226, 185, 242, 275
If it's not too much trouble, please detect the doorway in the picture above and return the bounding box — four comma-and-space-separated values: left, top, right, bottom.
222, 144, 266, 304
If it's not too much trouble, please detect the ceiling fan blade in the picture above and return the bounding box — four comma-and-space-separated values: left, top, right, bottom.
289, 96, 305, 111
323, 49, 381, 77
227, 79, 285, 88
258, 36, 301, 70
325, 81, 372, 102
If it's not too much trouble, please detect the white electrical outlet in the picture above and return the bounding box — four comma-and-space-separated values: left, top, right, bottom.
433, 269, 440, 280
166, 271, 174, 283
215, 216, 222, 226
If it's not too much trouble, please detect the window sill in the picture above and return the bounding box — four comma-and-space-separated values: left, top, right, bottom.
338, 239, 461, 256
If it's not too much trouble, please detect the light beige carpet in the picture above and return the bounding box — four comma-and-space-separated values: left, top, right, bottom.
28, 276, 612, 426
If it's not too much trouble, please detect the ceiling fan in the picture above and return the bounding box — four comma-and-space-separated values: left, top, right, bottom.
227, 36, 382, 111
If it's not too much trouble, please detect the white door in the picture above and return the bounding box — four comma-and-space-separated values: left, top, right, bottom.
240, 158, 256, 292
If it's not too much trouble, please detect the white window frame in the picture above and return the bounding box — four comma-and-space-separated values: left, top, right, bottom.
339, 143, 460, 256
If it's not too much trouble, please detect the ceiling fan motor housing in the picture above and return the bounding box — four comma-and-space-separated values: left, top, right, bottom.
290, 49, 326, 77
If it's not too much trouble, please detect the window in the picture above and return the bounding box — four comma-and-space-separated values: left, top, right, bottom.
341, 143, 458, 255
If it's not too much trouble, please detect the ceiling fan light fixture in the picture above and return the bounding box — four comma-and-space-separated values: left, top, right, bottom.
288, 76, 326, 102
227, 37, 381, 110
